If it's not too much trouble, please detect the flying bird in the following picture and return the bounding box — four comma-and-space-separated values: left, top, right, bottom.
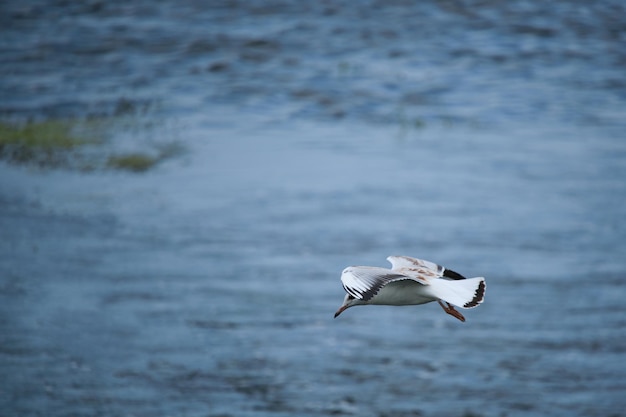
334, 255, 486, 322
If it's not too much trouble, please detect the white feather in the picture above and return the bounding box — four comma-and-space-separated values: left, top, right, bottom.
427, 277, 486, 309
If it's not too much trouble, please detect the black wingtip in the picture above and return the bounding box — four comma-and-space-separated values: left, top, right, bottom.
463, 279, 486, 308
443, 268, 467, 280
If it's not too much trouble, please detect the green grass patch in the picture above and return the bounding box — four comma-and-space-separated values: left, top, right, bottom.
0, 119, 102, 168
106, 153, 159, 173
107, 142, 184, 173
0, 120, 96, 149
0, 118, 183, 173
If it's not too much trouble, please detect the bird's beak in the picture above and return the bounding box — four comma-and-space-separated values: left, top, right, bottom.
334, 304, 348, 318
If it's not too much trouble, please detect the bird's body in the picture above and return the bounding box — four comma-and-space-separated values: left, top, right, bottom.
367, 279, 435, 306
334, 256, 486, 322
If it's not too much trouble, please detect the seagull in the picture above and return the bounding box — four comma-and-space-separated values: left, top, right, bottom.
334, 255, 486, 322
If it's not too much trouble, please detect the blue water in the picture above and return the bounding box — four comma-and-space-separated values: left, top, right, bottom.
1, 1, 626, 416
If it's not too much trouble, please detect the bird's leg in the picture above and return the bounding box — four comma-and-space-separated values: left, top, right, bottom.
437, 300, 466, 322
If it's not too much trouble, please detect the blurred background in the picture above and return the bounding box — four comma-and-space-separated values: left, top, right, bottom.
1, 1, 625, 416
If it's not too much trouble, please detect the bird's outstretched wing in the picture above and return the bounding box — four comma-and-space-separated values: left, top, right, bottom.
387, 255, 467, 280
340, 266, 428, 301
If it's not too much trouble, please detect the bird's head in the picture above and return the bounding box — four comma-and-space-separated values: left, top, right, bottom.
334, 293, 365, 318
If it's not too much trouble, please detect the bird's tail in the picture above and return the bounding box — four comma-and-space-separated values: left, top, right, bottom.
429, 277, 486, 309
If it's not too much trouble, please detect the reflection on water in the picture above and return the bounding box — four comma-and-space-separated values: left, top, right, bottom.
1, 1, 625, 416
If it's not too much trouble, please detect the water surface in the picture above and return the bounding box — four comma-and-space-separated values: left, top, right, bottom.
1, 1, 625, 416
